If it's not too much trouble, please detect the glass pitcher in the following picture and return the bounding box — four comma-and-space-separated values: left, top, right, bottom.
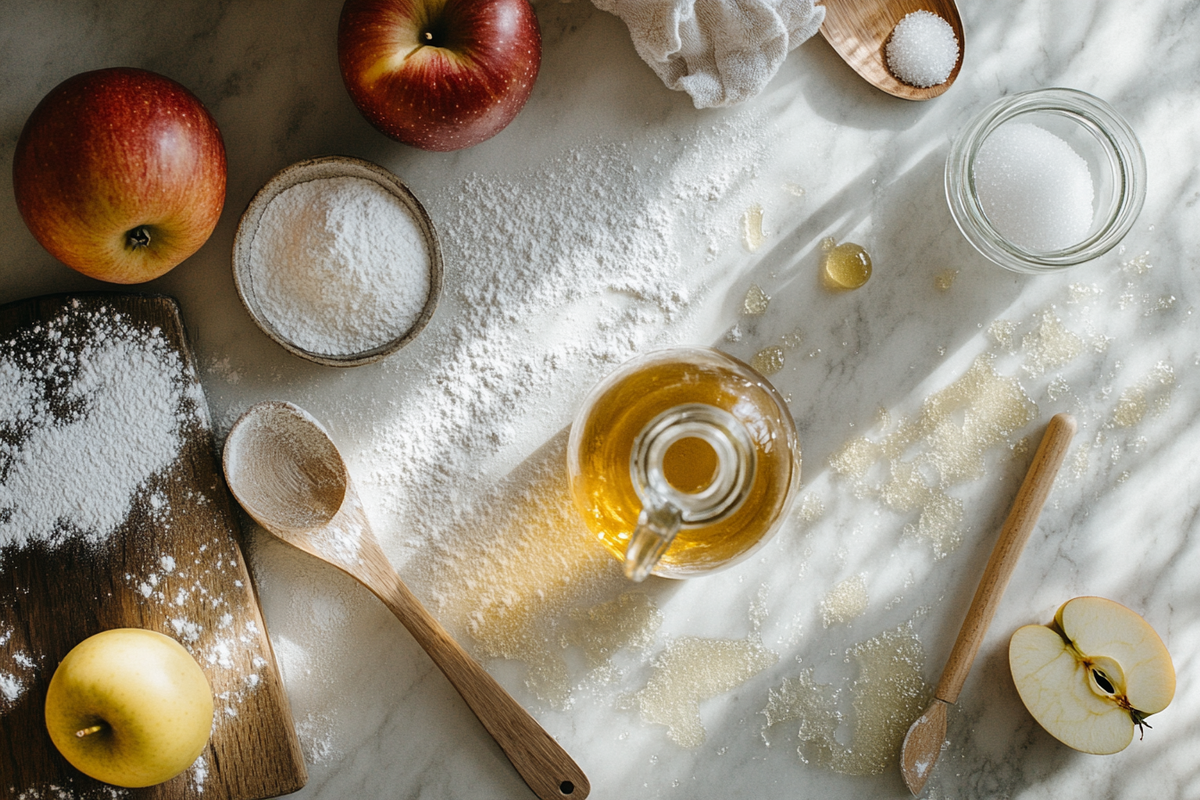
566, 346, 801, 581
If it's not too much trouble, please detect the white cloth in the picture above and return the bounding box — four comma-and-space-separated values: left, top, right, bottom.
593, 0, 825, 108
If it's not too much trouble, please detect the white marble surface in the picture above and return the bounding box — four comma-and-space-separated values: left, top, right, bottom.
3, 1, 1200, 798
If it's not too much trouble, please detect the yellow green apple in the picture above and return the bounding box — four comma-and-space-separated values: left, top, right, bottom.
44, 628, 214, 787
1009, 596, 1175, 754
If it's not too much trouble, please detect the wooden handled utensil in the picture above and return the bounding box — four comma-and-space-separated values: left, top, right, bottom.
223, 401, 589, 800
899, 413, 1076, 795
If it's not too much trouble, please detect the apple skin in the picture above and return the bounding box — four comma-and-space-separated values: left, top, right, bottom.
338, 0, 541, 151
44, 628, 215, 788
12, 67, 227, 284
1009, 596, 1175, 755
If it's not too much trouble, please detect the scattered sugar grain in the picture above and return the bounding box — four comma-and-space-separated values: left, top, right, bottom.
763, 623, 928, 775
973, 122, 1095, 252
631, 634, 778, 747
743, 284, 770, 315
886, 11, 959, 88
751, 345, 785, 376
821, 575, 869, 627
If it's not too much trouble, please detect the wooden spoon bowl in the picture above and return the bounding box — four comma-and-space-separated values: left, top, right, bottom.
820, 0, 964, 100
223, 401, 589, 800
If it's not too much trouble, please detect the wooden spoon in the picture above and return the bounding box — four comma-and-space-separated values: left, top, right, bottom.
899, 413, 1076, 795
223, 401, 589, 800
819, 0, 964, 100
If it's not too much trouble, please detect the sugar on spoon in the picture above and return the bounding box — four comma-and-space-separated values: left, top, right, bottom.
819, 0, 964, 100
899, 413, 1075, 794
222, 401, 589, 800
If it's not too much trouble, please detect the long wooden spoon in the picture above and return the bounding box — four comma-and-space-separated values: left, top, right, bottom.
819, 0, 964, 100
223, 401, 589, 800
899, 413, 1076, 795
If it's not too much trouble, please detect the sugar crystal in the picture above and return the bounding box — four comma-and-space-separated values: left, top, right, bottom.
973, 122, 1095, 252
886, 11, 959, 88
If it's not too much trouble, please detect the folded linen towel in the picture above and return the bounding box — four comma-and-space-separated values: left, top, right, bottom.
593, 0, 825, 108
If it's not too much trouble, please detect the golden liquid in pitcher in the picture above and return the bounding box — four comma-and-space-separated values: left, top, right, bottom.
568, 348, 800, 578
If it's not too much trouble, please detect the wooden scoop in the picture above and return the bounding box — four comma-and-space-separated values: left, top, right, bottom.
223, 401, 589, 800
899, 413, 1076, 795
819, 0, 964, 100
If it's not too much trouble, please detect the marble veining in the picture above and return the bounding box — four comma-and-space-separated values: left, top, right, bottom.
2, 1, 1200, 799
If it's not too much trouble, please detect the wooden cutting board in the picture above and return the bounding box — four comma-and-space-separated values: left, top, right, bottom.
0, 293, 306, 800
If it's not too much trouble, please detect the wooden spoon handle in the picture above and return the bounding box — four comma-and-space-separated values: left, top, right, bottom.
934, 413, 1076, 704
375, 569, 589, 800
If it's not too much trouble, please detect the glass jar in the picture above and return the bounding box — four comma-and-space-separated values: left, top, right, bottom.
566, 347, 801, 581
945, 88, 1146, 274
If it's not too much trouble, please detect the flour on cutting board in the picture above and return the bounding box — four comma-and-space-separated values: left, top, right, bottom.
0, 623, 36, 707
0, 304, 191, 553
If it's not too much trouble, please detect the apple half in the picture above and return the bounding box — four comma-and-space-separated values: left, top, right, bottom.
1009, 596, 1175, 754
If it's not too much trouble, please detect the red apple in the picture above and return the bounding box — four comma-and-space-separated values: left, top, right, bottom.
338, 0, 541, 151
12, 68, 227, 284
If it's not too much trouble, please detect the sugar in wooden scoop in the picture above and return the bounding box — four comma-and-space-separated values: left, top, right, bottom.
886, 10, 959, 88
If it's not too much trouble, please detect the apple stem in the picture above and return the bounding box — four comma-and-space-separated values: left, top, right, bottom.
76, 724, 105, 738
126, 226, 152, 250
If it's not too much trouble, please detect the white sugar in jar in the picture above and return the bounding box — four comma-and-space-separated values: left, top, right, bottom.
946, 89, 1146, 274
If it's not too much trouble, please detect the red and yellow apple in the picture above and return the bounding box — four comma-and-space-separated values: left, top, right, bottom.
44, 628, 214, 788
12, 67, 227, 284
338, 0, 541, 151
1009, 596, 1175, 755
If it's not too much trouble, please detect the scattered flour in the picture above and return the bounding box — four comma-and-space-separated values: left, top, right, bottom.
0, 305, 189, 551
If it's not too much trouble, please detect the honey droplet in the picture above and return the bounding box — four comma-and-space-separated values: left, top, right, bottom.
934, 269, 959, 291
822, 242, 872, 290
751, 345, 785, 376
743, 204, 765, 252
743, 283, 770, 315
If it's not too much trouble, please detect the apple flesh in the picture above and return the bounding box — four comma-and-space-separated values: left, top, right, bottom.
44, 628, 214, 788
338, 0, 541, 151
12, 67, 227, 284
1009, 596, 1175, 754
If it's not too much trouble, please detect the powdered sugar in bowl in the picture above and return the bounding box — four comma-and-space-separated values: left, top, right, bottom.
233, 156, 442, 366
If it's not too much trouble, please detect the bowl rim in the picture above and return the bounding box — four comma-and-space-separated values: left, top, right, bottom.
231, 155, 443, 367
945, 87, 1146, 274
